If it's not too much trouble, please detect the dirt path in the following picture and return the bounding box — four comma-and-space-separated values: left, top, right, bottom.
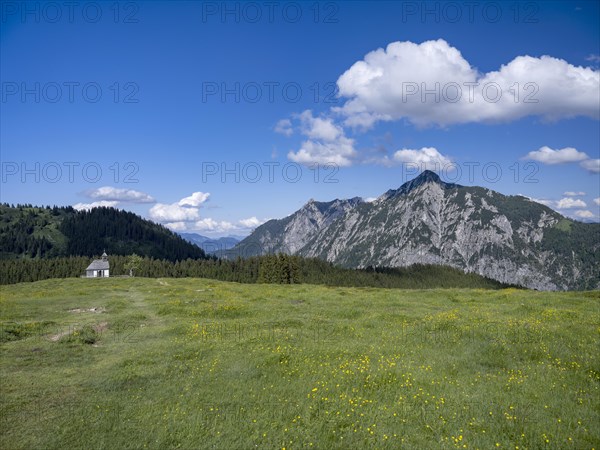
47, 280, 162, 343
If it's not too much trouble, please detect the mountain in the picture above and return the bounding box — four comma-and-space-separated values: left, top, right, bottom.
228, 171, 600, 290
0, 204, 208, 261
179, 233, 240, 253
221, 197, 363, 258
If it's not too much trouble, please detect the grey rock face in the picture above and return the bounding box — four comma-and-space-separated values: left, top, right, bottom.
232, 171, 600, 290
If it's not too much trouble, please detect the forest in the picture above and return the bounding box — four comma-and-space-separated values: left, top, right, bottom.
0, 203, 207, 260
0, 253, 510, 289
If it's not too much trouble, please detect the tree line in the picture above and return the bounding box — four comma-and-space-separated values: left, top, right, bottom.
0, 253, 509, 289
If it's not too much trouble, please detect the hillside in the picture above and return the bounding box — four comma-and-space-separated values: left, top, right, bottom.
1, 278, 598, 449
229, 171, 600, 291
0, 204, 207, 261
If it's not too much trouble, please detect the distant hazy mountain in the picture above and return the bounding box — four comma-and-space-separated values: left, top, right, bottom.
179, 233, 240, 254
227, 171, 600, 290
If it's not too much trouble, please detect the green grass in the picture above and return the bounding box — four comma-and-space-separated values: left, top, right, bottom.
0, 278, 598, 449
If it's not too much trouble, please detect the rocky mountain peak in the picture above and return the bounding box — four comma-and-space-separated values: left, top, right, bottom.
412, 169, 441, 183
381, 170, 461, 200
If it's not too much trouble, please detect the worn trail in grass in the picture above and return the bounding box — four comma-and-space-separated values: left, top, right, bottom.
0, 278, 598, 449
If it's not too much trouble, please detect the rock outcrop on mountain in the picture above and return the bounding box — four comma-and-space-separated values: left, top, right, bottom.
229, 171, 599, 290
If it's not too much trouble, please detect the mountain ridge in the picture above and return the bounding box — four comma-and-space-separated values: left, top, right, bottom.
228, 171, 599, 290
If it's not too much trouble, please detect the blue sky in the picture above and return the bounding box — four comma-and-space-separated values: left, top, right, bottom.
1, 0, 599, 236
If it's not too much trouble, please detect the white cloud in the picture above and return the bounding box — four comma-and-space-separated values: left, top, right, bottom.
524, 146, 589, 165
274, 119, 293, 136
580, 158, 600, 173
287, 110, 357, 167
364, 197, 377, 203
73, 201, 119, 211
149, 203, 200, 222
178, 192, 210, 207
298, 110, 342, 141
288, 138, 356, 167
148, 192, 269, 235
238, 216, 264, 228
184, 216, 268, 234
556, 198, 587, 209
378, 147, 453, 170
193, 218, 236, 233
334, 39, 599, 128
574, 210, 594, 219
594, 197, 600, 206
523, 147, 599, 174
147, 192, 267, 235
563, 191, 586, 197
87, 186, 155, 203
149, 192, 211, 223
164, 222, 188, 231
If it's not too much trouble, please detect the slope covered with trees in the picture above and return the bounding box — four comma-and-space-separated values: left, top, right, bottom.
0, 204, 207, 261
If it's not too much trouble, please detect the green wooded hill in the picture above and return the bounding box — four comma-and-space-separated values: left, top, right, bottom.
0, 204, 207, 261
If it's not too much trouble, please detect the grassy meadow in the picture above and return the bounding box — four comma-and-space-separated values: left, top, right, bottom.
0, 277, 598, 449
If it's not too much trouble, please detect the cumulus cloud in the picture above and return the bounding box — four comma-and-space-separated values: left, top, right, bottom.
186, 216, 267, 234
373, 146, 453, 170
580, 158, 600, 173
178, 192, 210, 207
523, 146, 599, 173
287, 110, 357, 166
277, 40, 599, 169
334, 39, 599, 128
87, 186, 155, 203
556, 198, 587, 209
73, 201, 119, 211
149, 191, 211, 223
390, 147, 452, 170
563, 191, 586, 197
574, 210, 594, 219
297, 110, 342, 141
147, 191, 268, 235
164, 222, 188, 232
148, 190, 268, 235
149, 203, 200, 222
288, 139, 356, 167
193, 218, 236, 233
523, 146, 589, 164
238, 216, 264, 228
594, 197, 600, 206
